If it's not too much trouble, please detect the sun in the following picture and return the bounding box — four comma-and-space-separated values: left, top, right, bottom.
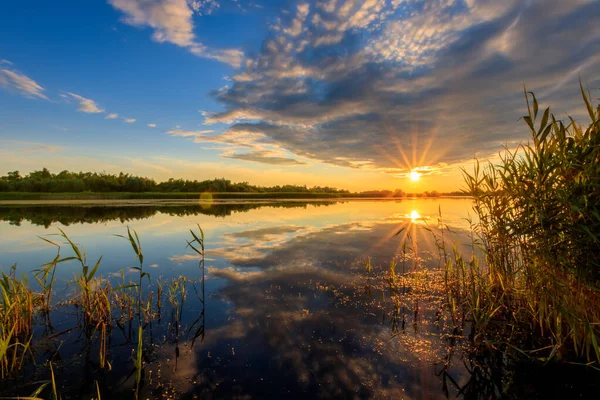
409, 171, 420, 181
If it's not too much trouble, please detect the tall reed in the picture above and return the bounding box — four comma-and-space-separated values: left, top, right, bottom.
0, 224, 207, 398
458, 83, 600, 365
0, 265, 38, 378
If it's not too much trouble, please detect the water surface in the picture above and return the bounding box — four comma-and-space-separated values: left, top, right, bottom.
1, 199, 595, 399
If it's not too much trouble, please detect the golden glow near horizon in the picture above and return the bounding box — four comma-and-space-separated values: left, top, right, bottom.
410, 210, 421, 221
409, 171, 421, 182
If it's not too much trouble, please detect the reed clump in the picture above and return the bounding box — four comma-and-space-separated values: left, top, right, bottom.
457, 83, 600, 365
0, 225, 206, 399
0, 265, 40, 378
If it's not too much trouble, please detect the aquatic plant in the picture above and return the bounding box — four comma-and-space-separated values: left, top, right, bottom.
33, 237, 62, 315
132, 325, 144, 400
52, 229, 114, 369
0, 265, 38, 379
116, 226, 149, 325
186, 225, 206, 348
458, 83, 600, 365
0, 224, 207, 398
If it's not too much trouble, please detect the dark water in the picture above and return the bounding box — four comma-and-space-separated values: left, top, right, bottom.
0, 199, 598, 399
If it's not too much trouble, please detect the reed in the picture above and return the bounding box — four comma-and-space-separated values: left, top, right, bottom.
33, 237, 62, 315
51, 229, 114, 369
187, 225, 206, 348
132, 325, 143, 400
455, 83, 600, 365
0, 265, 39, 379
0, 224, 206, 398
115, 227, 148, 325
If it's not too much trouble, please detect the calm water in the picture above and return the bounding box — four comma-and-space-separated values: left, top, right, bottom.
0, 199, 596, 399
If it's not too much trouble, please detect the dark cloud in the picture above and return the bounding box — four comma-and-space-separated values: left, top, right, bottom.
197, 0, 600, 173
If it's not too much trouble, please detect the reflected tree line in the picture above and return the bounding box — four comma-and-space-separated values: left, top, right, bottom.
0, 201, 339, 227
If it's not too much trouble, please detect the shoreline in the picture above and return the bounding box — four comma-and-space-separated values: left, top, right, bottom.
0, 196, 470, 206
0, 192, 469, 205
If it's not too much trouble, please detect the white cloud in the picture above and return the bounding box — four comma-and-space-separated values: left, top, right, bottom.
147, 123, 157, 127
367, 0, 518, 67
108, 0, 244, 67
105, 113, 119, 119
123, 117, 136, 123
188, 0, 219, 15
67, 92, 105, 113
284, 3, 310, 37
0, 68, 48, 100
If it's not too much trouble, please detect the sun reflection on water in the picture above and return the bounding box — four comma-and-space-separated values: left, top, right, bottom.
410, 210, 421, 222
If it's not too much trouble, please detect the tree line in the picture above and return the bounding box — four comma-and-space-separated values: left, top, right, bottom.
0, 168, 358, 194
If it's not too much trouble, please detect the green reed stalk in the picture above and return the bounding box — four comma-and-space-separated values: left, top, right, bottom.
457, 82, 600, 365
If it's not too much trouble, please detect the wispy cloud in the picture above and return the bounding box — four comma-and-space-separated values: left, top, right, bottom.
147, 123, 157, 128
166, 129, 214, 137
0, 67, 48, 100
225, 150, 308, 166
67, 92, 105, 113
166, 127, 307, 166
123, 117, 136, 123
108, 0, 244, 67
0, 139, 61, 153
105, 113, 119, 119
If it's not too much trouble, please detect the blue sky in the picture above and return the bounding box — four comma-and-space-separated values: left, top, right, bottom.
1, 0, 599, 191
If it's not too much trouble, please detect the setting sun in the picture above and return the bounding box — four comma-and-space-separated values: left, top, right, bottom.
409, 171, 421, 181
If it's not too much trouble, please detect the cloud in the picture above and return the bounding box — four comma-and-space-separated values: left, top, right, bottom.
0, 68, 48, 100
147, 123, 157, 127
67, 92, 105, 113
0, 140, 61, 153
166, 127, 307, 166
181, 0, 600, 175
108, 0, 243, 67
123, 117, 136, 123
105, 113, 119, 119
225, 150, 308, 166
284, 3, 310, 37
188, 0, 219, 15
166, 129, 214, 137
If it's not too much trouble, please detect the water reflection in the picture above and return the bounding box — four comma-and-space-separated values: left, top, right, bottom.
0, 201, 339, 227
1, 199, 595, 399
410, 210, 421, 222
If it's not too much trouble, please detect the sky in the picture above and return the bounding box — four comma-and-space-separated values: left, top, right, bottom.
1, 0, 599, 192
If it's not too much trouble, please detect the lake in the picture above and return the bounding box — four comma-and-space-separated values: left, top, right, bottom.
0, 198, 596, 399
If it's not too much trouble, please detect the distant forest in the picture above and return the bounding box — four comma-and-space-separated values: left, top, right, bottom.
0, 168, 439, 197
